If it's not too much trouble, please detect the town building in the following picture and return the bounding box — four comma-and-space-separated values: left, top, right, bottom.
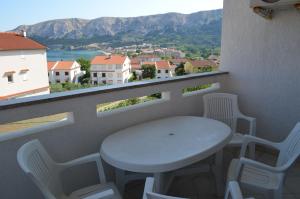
184, 60, 218, 74
155, 61, 175, 79
90, 54, 131, 85
130, 58, 143, 78
47, 61, 84, 84
208, 54, 221, 65
136, 54, 161, 62
170, 58, 189, 66
0, 32, 49, 100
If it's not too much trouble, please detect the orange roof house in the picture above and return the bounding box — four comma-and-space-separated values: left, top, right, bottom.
184, 60, 218, 74
155, 61, 171, 70
91, 55, 127, 65
47, 61, 57, 71
0, 32, 46, 51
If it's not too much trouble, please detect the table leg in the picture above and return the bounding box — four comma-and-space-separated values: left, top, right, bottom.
154, 172, 174, 194
115, 169, 126, 195
214, 149, 224, 197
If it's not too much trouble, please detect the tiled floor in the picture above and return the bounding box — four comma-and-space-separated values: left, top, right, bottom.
124, 150, 300, 199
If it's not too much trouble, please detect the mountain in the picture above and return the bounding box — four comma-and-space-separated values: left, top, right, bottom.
12, 9, 222, 48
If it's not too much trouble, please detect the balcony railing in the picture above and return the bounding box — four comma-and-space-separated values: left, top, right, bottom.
0, 71, 228, 199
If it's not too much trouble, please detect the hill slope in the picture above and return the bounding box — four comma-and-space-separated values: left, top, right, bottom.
13, 9, 222, 48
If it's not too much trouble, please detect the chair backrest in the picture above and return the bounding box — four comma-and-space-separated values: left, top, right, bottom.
143, 177, 188, 199
203, 93, 240, 132
17, 140, 63, 199
277, 122, 300, 167
225, 181, 254, 199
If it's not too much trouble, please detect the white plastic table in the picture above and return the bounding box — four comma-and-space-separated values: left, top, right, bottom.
100, 116, 232, 194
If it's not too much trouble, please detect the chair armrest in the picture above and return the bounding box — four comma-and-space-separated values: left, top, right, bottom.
225, 181, 244, 199
59, 153, 107, 183
240, 157, 286, 173
237, 113, 256, 136
82, 189, 114, 199
240, 135, 281, 158
61, 153, 100, 167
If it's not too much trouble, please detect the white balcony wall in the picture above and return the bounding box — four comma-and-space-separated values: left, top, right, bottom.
220, 0, 300, 141
0, 72, 227, 199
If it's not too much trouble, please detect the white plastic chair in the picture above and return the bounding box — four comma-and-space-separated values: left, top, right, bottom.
143, 177, 189, 199
203, 93, 256, 157
227, 122, 300, 199
17, 139, 122, 199
225, 181, 254, 199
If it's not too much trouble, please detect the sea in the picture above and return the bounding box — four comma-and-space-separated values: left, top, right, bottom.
47, 50, 105, 61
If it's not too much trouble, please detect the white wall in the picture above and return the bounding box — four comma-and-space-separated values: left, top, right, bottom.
220, 0, 300, 141
0, 50, 50, 99
156, 69, 172, 79
91, 57, 131, 85
49, 62, 83, 84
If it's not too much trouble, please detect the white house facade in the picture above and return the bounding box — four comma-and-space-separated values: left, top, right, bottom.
155, 61, 175, 79
48, 61, 84, 84
0, 32, 50, 100
90, 55, 131, 85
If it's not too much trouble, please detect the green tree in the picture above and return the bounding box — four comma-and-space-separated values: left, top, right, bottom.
77, 57, 91, 73
175, 63, 186, 76
142, 64, 156, 79
77, 58, 91, 84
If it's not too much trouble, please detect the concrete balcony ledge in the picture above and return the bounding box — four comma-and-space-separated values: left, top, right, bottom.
0, 71, 228, 110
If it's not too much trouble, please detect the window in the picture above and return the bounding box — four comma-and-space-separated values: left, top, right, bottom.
56, 80, 60, 83
102, 73, 106, 78
107, 73, 113, 78
117, 73, 122, 78
157, 77, 161, 79
94, 81, 98, 85
56, 72, 60, 76
165, 70, 169, 73
116, 65, 122, 70
93, 73, 97, 78
158, 70, 161, 73
22, 72, 28, 81
7, 74, 13, 83
102, 80, 106, 84
65, 72, 69, 76
117, 80, 123, 84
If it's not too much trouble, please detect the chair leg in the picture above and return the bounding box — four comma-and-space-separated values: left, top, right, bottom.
273, 187, 283, 199
249, 143, 256, 160
214, 150, 224, 197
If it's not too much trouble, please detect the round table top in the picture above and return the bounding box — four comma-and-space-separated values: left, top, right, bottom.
100, 116, 232, 173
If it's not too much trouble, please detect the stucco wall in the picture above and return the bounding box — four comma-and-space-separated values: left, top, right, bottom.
220, 0, 300, 141
0, 49, 49, 98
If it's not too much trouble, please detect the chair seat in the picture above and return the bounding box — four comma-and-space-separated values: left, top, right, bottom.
227, 159, 283, 191
68, 182, 122, 199
228, 133, 245, 146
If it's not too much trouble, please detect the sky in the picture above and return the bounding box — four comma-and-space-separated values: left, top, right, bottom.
0, 0, 223, 31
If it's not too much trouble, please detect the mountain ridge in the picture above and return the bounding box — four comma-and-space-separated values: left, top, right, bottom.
12, 9, 223, 48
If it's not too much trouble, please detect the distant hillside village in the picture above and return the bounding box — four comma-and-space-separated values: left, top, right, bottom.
0, 31, 220, 101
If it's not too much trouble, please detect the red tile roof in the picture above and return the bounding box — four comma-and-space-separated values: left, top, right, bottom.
142, 61, 156, 66
91, 55, 127, 65
55, 61, 75, 70
47, 61, 78, 71
131, 63, 142, 70
47, 61, 57, 70
156, 61, 171, 69
0, 32, 46, 51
